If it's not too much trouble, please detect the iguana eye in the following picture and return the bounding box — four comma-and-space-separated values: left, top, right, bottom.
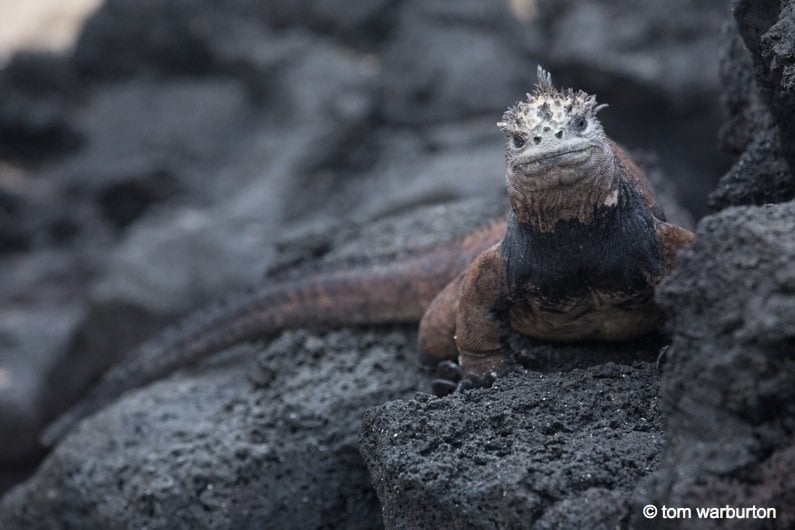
573, 116, 588, 132
511, 134, 526, 149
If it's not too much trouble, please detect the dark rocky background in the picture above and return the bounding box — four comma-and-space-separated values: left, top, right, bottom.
0, 0, 792, 528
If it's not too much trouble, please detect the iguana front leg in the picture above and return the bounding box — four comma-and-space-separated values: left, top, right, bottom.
418, 246, 512, 392
417, 221, 508, 368
453, 247, 513, 379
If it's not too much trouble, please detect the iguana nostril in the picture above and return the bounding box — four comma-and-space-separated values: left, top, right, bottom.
533, 136, 541, 145
555, 130, 563, 139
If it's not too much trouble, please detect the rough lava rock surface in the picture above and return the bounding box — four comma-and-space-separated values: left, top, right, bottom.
0, 327, 424, 530
709, 0, 795, 210
631, 202, 795, 530
360, 348, 666, 529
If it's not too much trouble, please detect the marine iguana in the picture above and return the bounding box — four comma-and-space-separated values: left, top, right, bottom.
43, 67, 693, 445
418, 67, 694, 384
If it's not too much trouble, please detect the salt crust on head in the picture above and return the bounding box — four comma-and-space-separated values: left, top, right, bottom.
497, 66, 607, 136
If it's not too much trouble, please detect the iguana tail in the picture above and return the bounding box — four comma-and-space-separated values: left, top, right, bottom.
42, 221, 505, 446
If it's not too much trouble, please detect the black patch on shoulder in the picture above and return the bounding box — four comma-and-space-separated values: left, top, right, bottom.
500, 182, 663, 305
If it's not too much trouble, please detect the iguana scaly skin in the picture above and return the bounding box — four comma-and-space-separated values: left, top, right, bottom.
43, 67, 693, 445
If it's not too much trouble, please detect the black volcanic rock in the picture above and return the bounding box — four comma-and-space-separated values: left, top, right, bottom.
631, 201, 795, 529
0, 327, 425, 530
709, 0, 795, 210
360, 357, 665, 529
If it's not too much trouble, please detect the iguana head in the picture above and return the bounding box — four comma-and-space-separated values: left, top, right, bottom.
498, 66, 612, 191
498, 66, 622, 230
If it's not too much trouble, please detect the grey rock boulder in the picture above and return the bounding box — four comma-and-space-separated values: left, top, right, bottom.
709, 0, 795, 210
631, 201, 795, 529
0, 327, 426, 530
360, 347, 666, 529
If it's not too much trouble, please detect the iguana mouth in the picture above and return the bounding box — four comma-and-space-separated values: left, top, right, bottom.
515, 145, 592, 169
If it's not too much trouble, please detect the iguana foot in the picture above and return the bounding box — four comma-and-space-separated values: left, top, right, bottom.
430, 351, 510, 396
430, 367, 497, 396
431, 360, 462, 396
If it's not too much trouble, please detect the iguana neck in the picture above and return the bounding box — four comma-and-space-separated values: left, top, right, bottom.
501, 178, 663, 298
